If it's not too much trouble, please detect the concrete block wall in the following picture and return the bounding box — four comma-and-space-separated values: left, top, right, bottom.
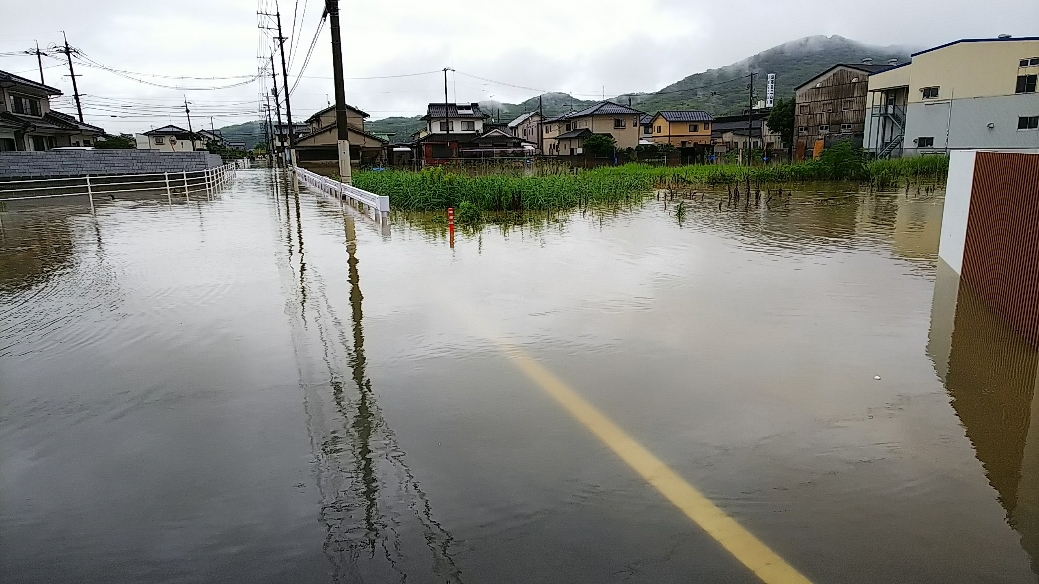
0, 151, 224, 179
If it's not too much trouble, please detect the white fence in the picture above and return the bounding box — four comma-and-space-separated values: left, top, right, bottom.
293, 166, 390, 217
0, 163, 238, 212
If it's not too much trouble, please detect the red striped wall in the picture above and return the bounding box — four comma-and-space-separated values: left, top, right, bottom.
961, 152, 1039, 346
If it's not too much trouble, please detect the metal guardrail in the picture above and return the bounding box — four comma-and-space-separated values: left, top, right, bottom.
0, 163, 239, 212
293, 165, 390, 216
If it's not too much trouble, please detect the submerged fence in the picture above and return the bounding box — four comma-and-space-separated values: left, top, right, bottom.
0, 163, 238, 212
293, 165, 390, 218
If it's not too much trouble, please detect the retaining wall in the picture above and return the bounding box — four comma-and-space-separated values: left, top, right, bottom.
0, 150, 224, 179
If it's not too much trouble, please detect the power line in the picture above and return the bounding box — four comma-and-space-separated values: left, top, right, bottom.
288, 12, 326, 96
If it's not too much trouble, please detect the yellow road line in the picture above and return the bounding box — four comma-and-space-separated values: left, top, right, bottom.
500, 343, 812, 584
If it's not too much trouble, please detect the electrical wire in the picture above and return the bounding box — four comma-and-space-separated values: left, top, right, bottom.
288, 12, 326, 96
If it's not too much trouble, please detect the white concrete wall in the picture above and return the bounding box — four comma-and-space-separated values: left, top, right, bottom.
938, 150, 977, 273
903, 93, 1039, 156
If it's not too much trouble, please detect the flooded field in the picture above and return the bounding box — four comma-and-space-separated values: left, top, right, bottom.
2, 168, 1037, 583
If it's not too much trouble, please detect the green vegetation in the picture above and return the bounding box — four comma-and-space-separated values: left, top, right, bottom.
95, 133, 136, 149
583, 134, 616, 157
354, 151, 948, 213
766, 98, 795, 150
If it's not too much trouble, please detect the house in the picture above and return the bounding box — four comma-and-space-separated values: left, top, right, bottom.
0, 69, 105, 151
649, 111, 713, 147
294, 104, 388, 167
541, 101, 645, 156
639, 114, 654, 144
461, 127, 536, 159
508, 111, 543, 148
135, 125, 204, 152
794, 60, 895, 160
272, 122, 310, 157
864, 36, 1039, 158
710, 111, 784, 163
196, 129, 225, 145
415, 102, 491, 164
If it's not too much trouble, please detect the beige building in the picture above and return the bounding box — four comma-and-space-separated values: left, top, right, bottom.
295, 104, 387, 166
508, 111, 542, 148
649, 111, 713, 147
541, 101, 644, 156
865, 36, 1039, 157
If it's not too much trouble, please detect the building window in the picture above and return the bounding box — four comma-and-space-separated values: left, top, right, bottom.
613, 118, 625, 129
1019, 116, 1039, 130
565, 122, 573, 132
83, 139, 91, 146
921, 86, 940, 99
643, 125, 651, 135
798, 126, 808, 135
842, 99, 854, 111
799, 104, 809, 114
461, 120, 475, 131
11, 95, 42, 116
1017, 75, 1038, 94
917, 136, 935, 147
154, 136, 165, 145
703, 123, 709, 130
1020, 58, 1039, 67
0, 137, 15, 151
439, 121, 454, 132
819, 124, 830, 133
688, 124, 698, 132
840, 123, 852, 132
655, 125, 661, 133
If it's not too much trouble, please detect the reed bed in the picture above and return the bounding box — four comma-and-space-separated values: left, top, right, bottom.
353, 154, 949, 212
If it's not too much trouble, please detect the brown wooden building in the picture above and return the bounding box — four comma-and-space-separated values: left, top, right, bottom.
794, 61, 896, 160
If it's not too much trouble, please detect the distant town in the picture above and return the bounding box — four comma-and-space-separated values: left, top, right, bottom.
2, 34, 1037, 170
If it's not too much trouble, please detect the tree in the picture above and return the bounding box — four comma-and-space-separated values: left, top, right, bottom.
94, 133, 136, 149
766, 97, 795, 150
582, 133, 616, 157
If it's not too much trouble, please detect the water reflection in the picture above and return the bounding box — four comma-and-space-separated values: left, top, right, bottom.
929, 260, 1039, 577
273, 172, 462, 583
0, 208, 77, 293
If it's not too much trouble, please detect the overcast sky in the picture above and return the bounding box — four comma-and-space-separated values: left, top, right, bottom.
1, 0, 1036, 134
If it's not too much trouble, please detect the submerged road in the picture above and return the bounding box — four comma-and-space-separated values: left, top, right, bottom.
1, 169, 1036, 582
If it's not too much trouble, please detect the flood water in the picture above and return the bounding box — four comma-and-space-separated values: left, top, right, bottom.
2, 169, 1038, 583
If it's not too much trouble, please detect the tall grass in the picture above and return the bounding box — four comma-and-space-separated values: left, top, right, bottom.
354, 151, 949, 212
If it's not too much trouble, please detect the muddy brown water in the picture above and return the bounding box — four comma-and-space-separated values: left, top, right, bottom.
1, 169, 1036, 583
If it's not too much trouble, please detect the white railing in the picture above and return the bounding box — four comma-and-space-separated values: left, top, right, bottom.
293, 165, 390, 216
0, 163, 238, 212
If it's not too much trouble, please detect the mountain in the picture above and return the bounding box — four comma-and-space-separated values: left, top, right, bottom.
366, 35, 913, 138
623, 35, 912, 116
216, 120, 265, 150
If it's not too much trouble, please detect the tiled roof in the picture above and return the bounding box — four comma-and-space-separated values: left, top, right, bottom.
0, 69, 62, 95
144, 124, 192, 136
422, 103, 490, 120
46, 110, 105, 133
507, 111, 538, 128
543, 110, 579, 123
555, 128, 593, 140
0, 111, 104, 134
655, 110, 713, 123
640, 114, 653, 125
795, 63, 895, 90
570, 101, 644, 117
303, 103, 370, 123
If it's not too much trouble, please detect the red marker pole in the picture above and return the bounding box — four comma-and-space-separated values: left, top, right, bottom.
447, 207, 455, 248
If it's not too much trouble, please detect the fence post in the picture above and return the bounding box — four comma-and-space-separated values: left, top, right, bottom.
165, 172, 172, 205
86, 175, 94, 213
183, 171, 190, 202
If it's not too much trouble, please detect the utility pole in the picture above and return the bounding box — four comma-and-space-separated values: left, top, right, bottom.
538, 94, 543, 155
29, 41, 45, 84
183, 96, 194, 151
746, 72, 755, 166
273, 10, 295, 165
59, 32, 84, 123
325, 0, 352, 183
269, 54, 284, 167
443, 67, 454, 159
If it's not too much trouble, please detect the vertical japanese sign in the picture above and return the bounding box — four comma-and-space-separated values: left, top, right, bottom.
766, 73, 776, 108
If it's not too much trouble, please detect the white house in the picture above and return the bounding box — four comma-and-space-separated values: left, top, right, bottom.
135, 125, 205, 152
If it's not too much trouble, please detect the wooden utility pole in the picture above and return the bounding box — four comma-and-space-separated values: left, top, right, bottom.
183, 97, 194, 151
443, 67, 453, 159
538, 94, 543, 155
58, 32, 84, 123
273, 10, 295, 165
325, 0, 352, 182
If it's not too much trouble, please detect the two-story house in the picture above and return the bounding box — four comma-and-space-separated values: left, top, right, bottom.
415, 102, 491, 164
294, 103, 388, 167
0, 69, 105, 151
541, 101, 644, 156
135, 125, 205, 152
794, 61, 894, 160
507, 111, 543, 149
